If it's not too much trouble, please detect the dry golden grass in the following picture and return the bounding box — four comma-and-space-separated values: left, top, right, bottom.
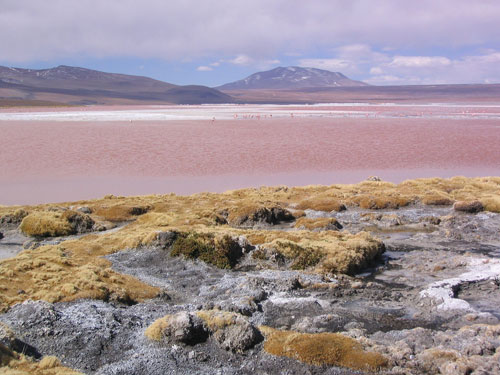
260, 326, 387, 371
421, 192, 455, 206
196, 310, 241, 330
19, 211, 74, 237
91, 204, 150, 222
0, 348, 82, 375
294, 217, 341, 231
481, 196, 500, 213
144, 315, 172, 341
1, 176, 499, 312
0, 230, 160, 312
296, 198, 346, 212
246, 230, 383, 274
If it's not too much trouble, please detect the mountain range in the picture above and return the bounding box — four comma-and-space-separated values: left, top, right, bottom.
0, 65, 231, 105
1, 64, 499, 106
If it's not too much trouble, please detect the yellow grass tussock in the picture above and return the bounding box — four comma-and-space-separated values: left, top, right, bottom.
0, 349, 82, 375
260, 326, 388, 371
144, 315, 172, 341
196, 310, 241, 331
19, 211, 73, 237
296, 197, 346, 212
294, 217, 341, 231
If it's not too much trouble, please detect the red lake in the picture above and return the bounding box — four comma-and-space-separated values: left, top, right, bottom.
1, 104, 500, 204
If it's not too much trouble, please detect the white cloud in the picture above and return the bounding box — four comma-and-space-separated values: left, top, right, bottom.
366, 51, 500, 85
227, 54, 252, 65
196, 65, 212, 71
298, 58, 350, 71
299, 45, 390, 76
389, 56, 451, 68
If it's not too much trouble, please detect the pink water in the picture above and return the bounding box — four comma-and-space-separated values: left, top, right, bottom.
1, 105, 500, 205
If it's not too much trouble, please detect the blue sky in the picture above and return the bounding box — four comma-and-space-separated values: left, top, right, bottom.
1, 0, 500, 87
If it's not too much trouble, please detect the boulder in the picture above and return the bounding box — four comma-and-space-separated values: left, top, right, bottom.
453, 200, 484, 213
196, 310, 262, 352
226, 206, 295, 227
63, 210, 95, 233
145, 311, 207, 345
155, 231, 178, 249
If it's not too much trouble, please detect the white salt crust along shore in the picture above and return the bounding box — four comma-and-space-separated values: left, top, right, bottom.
420, 257, 500, 311
1, 103, 500, 121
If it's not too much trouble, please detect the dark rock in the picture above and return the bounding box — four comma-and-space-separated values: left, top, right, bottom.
155, 231, 178, 249
63, 210, 95, 233
0, 209, 28, 225
453, 200, 484, 213
0, 322, 41, 359
0, 232, 3, 240
226, 206, 295, 227
129, 206, 149, 216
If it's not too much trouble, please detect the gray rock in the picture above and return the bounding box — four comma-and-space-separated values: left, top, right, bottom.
154, 231, 178, 249
212, 319, 262, 353
159, 311, 207, 345
75, 206, 92, 214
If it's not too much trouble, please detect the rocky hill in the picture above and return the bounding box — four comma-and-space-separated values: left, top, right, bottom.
0, 65, 233, 105
217, 66, 369, 90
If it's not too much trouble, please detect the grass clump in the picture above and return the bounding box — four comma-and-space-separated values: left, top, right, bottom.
480, 196, 500, 213
171, 233, 242, 269
196, 310, 241, 330
144, 315, 172, 341
91, 204, 150, 222
296, 198, 346, 212
248, 231, 384, 275
294, 217, 342, 231
260, 326, 387, 371
19, 211, 74, 237
274, 241, 324, 270
354, 195, 412, 210
421, 192, 455, 206
0, 348, 82, 375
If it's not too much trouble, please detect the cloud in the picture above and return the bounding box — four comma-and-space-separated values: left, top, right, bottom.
367, 51, 500, 85
298, 58, 350, 71
389, 56, 451, 68
196, 65, 212, 71
227, 54, 252, 65
299, 44, 390, 76
1, 0, 500, 63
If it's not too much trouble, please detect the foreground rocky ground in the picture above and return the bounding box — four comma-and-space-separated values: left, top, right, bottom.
1, 177, 500, 374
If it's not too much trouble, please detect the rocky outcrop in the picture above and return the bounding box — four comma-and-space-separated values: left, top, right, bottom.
221, 205, 295, 228
146, 310, 262, 353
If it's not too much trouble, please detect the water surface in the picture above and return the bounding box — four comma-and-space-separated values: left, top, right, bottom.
2, 104, 500, 205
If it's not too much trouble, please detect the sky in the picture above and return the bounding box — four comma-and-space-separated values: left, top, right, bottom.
1, 0, 500, 87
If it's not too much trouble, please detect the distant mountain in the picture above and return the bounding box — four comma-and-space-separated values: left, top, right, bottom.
0, 65, 233, 105
217, 66, 369, 90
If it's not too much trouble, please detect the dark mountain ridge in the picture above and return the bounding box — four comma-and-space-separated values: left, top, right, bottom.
0, 65, 232, 105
